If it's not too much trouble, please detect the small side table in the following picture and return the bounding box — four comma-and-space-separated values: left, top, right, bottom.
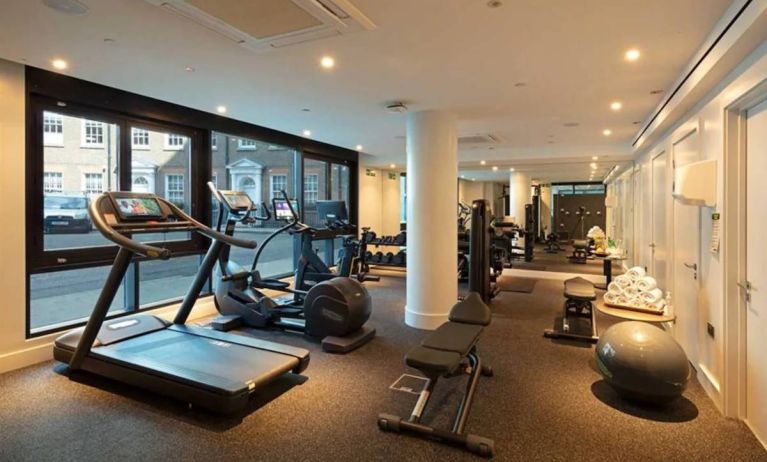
594, 255, 627, 290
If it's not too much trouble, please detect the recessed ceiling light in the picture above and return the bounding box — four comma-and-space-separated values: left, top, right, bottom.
389, 163, 396, 169
487, 0, 503, 7
625, 49, 640, 61
610, 101, 622, 111
514, 82, 526, 87
471, 178, 476, 181
591, 163, 597, 169
509, 167, 515, 172
216, 105, 227, 114
320, 56, 335, 69
303, 129, 312, 137
480, 160, 486, 165
51, 58, 68, 70
492, 166, 498, 171
103, 38, 116, 44
603, 129, 612, 136
592, 156, 598, 160
184, 66, 195, 72
356, 145, 363, 151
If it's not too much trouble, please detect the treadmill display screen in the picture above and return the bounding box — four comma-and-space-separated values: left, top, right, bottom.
222, 192, 252, 210
115, 197, 163, 219
273, 199, 298, 220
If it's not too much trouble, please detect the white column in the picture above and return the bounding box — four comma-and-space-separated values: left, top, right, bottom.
405, 110, 458, 329
509, 172, 531, 225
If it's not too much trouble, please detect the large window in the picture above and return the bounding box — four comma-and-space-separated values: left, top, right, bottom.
43, 112, 63, 146
304, 174, 319, 204
212, 133, 297, 277
83, 173, 103, 196
43, 172, 63, 193
164, 133, 186, 150
166, 174, 185, 207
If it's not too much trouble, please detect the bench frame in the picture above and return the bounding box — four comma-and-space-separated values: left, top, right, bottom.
544, 279, 599, 343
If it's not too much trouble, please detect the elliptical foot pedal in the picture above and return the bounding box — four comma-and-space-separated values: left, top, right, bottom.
321, 325, 376, 353
211, 314, 243, 332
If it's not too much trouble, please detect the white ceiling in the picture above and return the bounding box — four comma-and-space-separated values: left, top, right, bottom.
0, 0, 732, 181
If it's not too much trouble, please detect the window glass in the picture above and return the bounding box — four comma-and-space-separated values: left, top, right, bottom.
43, 112, 118, 250
211, 133, 297, 277
330, 163, 350, 204
30, 267, 126, 333
303, 158, 327, 228
574, 184, 605, 194
131, 128, 150, 149
139, 255, 203, 306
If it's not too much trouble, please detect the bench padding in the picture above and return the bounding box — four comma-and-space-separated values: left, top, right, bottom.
448, 292, 492, 326
421, 322, 483, 355
564, 277, 596, 301
405, 346, 462, 375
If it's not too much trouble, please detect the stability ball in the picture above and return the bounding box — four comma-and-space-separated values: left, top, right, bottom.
595, 321, 691, 404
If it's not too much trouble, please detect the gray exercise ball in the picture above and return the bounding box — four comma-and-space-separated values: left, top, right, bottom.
595, 321, 691, 404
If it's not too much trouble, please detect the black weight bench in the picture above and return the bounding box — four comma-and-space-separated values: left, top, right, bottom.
568, 239, 589, 264
378, 292, 495, 457
544, 276, 598, 343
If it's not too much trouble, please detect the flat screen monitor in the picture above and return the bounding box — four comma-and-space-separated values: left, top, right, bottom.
113, 196, 163, 220
273, 199, 299, 220
316, 200, 348, 221
221, 191, 253, 211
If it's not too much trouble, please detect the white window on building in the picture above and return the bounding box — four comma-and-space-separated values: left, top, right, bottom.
132, 128, 150, 149
164, 134, 186, 150
43, 172, 63, 193
83, 173, 103, 196
81, 120, 105, 147
304, 174, 319, 204
43, 112, 64, 146
211, 135, 218, 151
166, 174, 185, 206
270, 174, 287, 200
238, 139, 257, 150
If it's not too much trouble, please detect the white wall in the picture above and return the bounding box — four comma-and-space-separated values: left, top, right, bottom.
608, 40, 767, 410
381, 169, 402, 235
356, 155, 403, 235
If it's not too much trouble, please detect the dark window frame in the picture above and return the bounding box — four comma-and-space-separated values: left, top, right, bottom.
24, 66, 358, 338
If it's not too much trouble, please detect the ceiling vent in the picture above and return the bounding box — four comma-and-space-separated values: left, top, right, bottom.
145, 0, 376, 51
458, 133, 503, 147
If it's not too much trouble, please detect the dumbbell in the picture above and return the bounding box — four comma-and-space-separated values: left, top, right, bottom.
392, 251, 406, 266
383, 252, 395, 264
394, 232, 407, 246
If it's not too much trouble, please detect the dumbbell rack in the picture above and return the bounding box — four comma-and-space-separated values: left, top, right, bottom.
362, 231, 407, 268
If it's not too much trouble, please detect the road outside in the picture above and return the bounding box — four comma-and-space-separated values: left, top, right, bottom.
31, 227, 299, 330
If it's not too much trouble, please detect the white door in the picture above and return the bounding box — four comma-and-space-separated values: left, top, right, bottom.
639, 162, 653, 272
672, 130, 701, 365
745, 100, 767, 444
652, 151, 668, 290
239, 176, 257, 203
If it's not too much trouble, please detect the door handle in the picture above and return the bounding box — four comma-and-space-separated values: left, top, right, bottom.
684, 262, 697, 271
737, 281, 752, 302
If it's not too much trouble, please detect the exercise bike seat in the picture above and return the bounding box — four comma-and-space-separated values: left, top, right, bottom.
564, 277, 597, 301
253, 278, 291, 291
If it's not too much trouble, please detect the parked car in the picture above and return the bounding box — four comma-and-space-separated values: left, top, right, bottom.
43, 194, 92, 233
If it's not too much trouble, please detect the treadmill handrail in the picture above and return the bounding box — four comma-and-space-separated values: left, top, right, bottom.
163, 199, 258, 250
89, 195, 172, 260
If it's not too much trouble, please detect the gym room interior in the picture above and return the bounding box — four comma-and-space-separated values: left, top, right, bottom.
0, 0, 766, 460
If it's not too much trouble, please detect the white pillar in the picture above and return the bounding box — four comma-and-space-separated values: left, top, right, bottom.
509, 172, 531, 225
405, 111, 457, 329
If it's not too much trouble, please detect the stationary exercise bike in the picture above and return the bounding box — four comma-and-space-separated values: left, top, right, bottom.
208, 182, 375, 353
293, 200, 379, 291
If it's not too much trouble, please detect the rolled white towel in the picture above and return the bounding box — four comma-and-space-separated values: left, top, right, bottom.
607, 282, 623, 295
639, 288, 664, 305
616, 295, 630, 305
636, 276, 657, 292
623, 286, 639, 299
614, 275, 632, 289
626, 266, 646, 282
603, 292, 621, 305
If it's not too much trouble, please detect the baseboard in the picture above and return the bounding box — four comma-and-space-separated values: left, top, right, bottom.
0, 299, 218, 375
697, 362, 724, 413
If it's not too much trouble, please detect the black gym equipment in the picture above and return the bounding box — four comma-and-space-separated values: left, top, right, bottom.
543, 276, 598, 343
595, 321, 691, 404
378, 293, 495, 457
208, 184, 375, 353
568, 239, 590, 264
468, 199, 500, 303
544, 232, 563, 253
53, 191, 310, 414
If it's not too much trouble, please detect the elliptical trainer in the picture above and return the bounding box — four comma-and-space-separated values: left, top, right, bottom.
208, 182, 375, 353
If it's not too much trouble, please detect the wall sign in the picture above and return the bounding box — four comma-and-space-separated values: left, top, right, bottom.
710, 212, 720, 253
366, 168, 377, 177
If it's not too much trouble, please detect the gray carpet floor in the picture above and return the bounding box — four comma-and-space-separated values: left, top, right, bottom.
0, 273, 764, 462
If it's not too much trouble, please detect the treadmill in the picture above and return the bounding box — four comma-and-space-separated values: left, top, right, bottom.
54, 191, 310, 414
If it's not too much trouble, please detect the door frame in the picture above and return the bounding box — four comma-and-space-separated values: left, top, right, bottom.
722, 80, 767, 423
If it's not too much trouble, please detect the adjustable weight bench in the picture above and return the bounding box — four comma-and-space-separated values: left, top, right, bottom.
543, 276, 598, 343
568, 239, 589, 264
378, 292, 495, 457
